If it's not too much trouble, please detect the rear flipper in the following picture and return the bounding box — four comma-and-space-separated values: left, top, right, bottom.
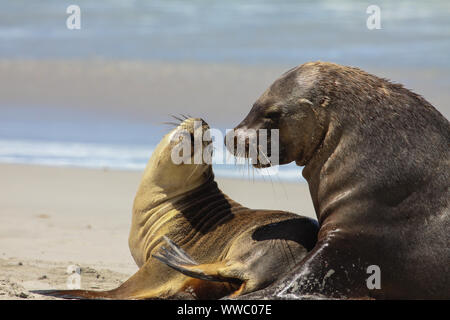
30, 289, 115, 300
31, 260, 174, 300
153, 236, 243, 286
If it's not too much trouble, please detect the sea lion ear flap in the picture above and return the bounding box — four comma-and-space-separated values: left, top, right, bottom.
319, 96, 331, 108
298, 98, 314, 106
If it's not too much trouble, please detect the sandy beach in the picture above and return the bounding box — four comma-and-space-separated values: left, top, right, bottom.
0, 163, 314, 300
1, 59, 449, 300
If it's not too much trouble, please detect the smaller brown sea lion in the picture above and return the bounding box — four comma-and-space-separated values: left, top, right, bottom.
33, 118, 318, 299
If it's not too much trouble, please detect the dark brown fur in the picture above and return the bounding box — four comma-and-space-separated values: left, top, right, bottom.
226, 61, 450, 299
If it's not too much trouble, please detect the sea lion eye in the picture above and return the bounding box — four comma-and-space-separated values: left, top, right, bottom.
265, 110, 281, 120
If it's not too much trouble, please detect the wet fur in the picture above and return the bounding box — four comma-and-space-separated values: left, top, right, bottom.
228, 61, 450, 299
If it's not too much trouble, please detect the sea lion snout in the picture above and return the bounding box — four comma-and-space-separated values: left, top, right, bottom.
138, 117, 214, 196
169, 117, 208, 140
167, 117, 212, 159
225, 125, 276, 168
226, 65, 325, 167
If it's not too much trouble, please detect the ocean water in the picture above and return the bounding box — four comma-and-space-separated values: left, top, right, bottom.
1, 0, 449, 179
0, 105, 304, 181
1, 0, 449, 68
0, 138, 305, 181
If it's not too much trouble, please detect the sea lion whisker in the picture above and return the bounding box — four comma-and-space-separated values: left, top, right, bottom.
257, 145, 272, 166
246, 157, 250, 182
279, 177, 289, 200
258, 146, 288, 199
276, 172, 289, 200
186, 164, 201, 182
252, 164, 255, 184
247, 158, 252, 182
171, 114, 185, 123
256, 147, 275, 193
161, 121, 180, 127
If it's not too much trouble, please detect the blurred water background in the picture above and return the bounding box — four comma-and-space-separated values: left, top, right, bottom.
1, 0, 449, 180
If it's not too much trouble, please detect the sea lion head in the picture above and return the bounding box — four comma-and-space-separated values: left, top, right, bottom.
144, 117, 213, 196
226, 62, 330, 167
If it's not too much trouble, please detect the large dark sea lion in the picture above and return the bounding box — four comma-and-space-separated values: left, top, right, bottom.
34, 118, 318, 299
226, 61, 449, 299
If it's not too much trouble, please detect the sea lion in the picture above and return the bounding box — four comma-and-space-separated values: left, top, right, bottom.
225, 61, 450, 299
33, 117, 318, 299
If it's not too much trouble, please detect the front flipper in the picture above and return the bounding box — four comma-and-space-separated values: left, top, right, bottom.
30, 289, 116, 300
238, 238, 374, 300
153, 236, 241, 285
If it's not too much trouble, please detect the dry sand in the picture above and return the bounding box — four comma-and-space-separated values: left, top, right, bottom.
0, 163, 314, 300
